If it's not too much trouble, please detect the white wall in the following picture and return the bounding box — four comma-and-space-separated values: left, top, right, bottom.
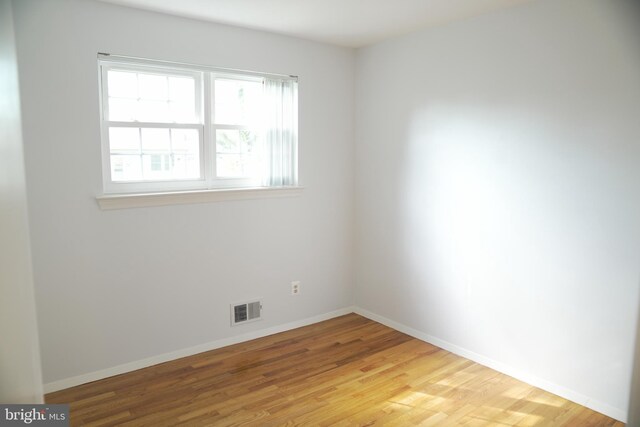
355, 0, 640, 421
0, 0, 43, 404
630, 287, 640, 425
12, 0, 354, 387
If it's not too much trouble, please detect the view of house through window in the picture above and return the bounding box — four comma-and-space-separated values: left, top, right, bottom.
99, 56, 298, 194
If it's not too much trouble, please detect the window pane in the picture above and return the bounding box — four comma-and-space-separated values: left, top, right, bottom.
216, 154, 244, 177
243, 154, 260, 178
138, 73, 168, 100
139, 128, 200, 180
109, 98, 137, 122
240, 130, 258, 154
215, 78, 263, 126
141, 128, 170, 152
109, 127, 140, 154
106, 69, 198, 124
216, 129, 260, 178
142, 154, 172, 180
149, 154, 167, 172
171, 129, 200, 179
172, 154, 200, 179
169, 101, 196, 123
216, 129, 240, 153
169, 77, 194, 102
169, 77, 197, 123
216, 130, 258, 153
108, 71, 137, 99
140, 128, 172, 180
137, 100, 170, 123
171, 129, 199, 152
109, 126, 201, 182
111, 155, 142, 182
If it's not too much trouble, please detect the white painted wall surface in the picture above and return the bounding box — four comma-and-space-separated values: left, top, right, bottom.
355, 0, 640, 420
12, 0, 354, 386
0, 0, 43, 404
629, 287, 640, 425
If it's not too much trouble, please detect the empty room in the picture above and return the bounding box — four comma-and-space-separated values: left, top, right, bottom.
2, 0, 640, 425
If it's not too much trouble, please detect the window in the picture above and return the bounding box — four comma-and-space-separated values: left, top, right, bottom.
98, 55, 298, 194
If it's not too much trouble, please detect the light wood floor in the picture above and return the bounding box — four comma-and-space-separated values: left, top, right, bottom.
47, 314, 624, 426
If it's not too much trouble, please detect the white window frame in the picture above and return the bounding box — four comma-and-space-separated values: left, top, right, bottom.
99, 61, 206, 194
98, 54, 297, 196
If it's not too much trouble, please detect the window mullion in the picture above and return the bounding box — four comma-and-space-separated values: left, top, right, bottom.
105, 121, 200, 129
204, 72, 214, 188
137, 127, 143, 181
214, 124, 251, 131
100, 65, 112, 192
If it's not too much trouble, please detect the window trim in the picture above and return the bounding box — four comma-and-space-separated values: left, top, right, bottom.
97, 53, 298, 197
98, 53, 298, 82
96, 186, 305, 210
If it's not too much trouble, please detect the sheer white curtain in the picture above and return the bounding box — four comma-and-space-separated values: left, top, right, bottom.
262, 78, 298, 187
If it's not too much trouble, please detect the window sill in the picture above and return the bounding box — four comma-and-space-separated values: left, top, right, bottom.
96, 186, 304, 210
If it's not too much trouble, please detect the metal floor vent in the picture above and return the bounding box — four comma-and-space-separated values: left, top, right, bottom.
231, 300, 262, 326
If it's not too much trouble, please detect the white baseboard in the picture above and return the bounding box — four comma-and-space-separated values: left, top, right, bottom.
352, 307, 627, 423
43, 306, 356, 394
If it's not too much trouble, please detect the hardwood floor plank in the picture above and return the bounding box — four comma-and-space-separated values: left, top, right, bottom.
46, 314, 624, 426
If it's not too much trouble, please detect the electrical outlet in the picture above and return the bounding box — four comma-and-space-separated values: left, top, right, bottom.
291, 281, 301, 295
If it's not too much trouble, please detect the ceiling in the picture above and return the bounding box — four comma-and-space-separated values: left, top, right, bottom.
96, 0, 534, 48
